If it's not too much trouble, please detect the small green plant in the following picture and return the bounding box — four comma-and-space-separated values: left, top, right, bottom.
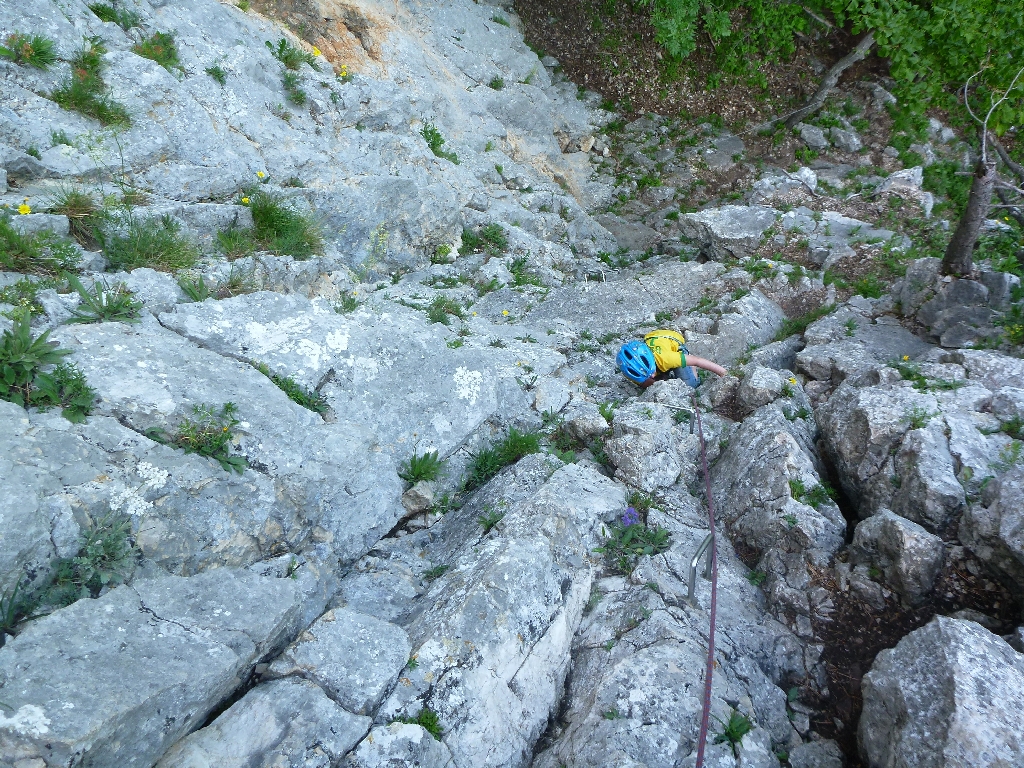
783, 513, 798, 528
237, 0, 250, 10
992, 441, 1023, 472
594, 510, 671, 575
282, 71, 307, 105
0, 216, 81, 276
0, 32, 58, 69
51, 38, 131, 127
463, 427, 541, 492
654, 309, 674, 323
47, 187, 99, 247
626, 490, 652, 517
422, 565, 449, 581
149, 402, 248, 473
398, 707, 442, 740
31, 362, 97, 423
906, 405, 937, 429
25, 146, 41, 160
87, 3, 141, 31
420, 123, 459, 164
266, 38, 320, 71
0, 277, 57, 317
491, 14, 511, 26
44, 514, 134, 606
853, 274, 885, 299
398, 450, 445, 483
602, 709, 622, 720
598, 399, 618, 422
205, 64, 228, 85
244, 187, 323, 259
67, 276, 143, 324
426, 295, 465, 325
460, 224, 507, 256
488, 76, 505, 90
714, 710, 752, 757
747, 570, 766, 586
774, 304, 835, 341
1002, 416, 1024, 441
178, 274, 212, 303
335, 293, 360, 314
254, 362, 328, 414
0, 312, 72, 408
510, 256, 542, 287
478, 509, 505, 533
100, 215, 200, 273
132, 32, 182, 72
845, 318, 858, 337
1, 577, 33, 641
51, 129, 72, 146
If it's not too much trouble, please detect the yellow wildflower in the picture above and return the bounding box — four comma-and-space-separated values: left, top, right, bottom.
17, 202, 31, 215
502, 310, 509, 316
241, 196, 250, 204
902, 355, 909, 361
256, 170, 265, 178
312, 46, 321, 57
789, 377, 797, 384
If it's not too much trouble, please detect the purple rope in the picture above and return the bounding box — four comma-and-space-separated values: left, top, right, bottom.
691, 390, 718, 768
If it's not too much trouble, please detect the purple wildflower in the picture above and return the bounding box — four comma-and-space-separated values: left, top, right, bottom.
621, 507, 640, 527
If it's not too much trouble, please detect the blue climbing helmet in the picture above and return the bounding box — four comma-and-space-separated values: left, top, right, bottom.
616, 341, 656, 384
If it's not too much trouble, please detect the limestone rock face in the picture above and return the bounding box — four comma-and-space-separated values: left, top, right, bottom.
678, 205, 778, 260
0, 570, 302, 768
860, 617, 1024, 768
851, 509, 944, 605
960, 466, 1024, 592
345, 724, 453, 768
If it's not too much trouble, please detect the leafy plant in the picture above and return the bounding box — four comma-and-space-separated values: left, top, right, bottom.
747, 570, 766, 586
598, 399, 618, 422
335, 294, 360, 314
132, 31, 182, 72
178, 274, 211, 302
906, 405, 937, 429
774, 304, 835, 341
510, 256, 542, 287
32, 362, 96, 423
420, 123, 459, 164
67, 275, 142, 323
478, 509, 505, 533
205, 64, 227, 85
282, 71, 307, 105
399, 450, 445, 483
149, 402, 248, 473
0, 311, 71, 407
714, 710, 752, 757
245, 187, 323, 259
0, 32, 58, 69
594, 510, 671, 575
398, 707, 442, 740
51, 38, 131, 127
87, 3, 141, 31
100, 215, 199, 272
254, 362, 328, 414
423, 565, 449, 581
460, 224, 507, 256
44, 514, 133, 606
266, 38, 321, 71
426, 295, 464, 325
0, 216, 81, 276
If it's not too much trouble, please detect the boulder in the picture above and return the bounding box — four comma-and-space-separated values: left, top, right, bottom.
268, 608, 411, 716
605, 402, 684, 491
860, 616, 1024, 768
850, 510, 944, 605
788, 739, 844, 768
890, 424, 966, 531
345, 724, 453, 768
709, 290, 786, 364
0, 570, 302, 767
679, 205, 778, 260
796, 123, 829, 151
155, 678, 370, 768
960, 466, 1024, 592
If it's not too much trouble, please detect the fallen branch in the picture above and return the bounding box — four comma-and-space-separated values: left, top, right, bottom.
784, 32, 876, 129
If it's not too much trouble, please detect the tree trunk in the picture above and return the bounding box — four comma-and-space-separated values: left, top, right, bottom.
784, 32, 875, 129
941, 158, 997, 277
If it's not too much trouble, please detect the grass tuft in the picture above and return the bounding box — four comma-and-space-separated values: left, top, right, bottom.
51, 38, 131, 127
0, 216, 81, 276
0, 32, 57, 69
99, 215, 199, 273
399, 450, 445, 483
254, 362, 328, 414
132, 31, 181, 72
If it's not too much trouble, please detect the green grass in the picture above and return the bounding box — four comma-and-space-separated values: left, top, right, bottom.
266, 38, 320, 71
774, 304, 835, 341
478, 508, 505, 533
87, 3, 141, 30
100, 215, 199, 272
0, 216, 81, 276
51, 39, 131, 127
398, 708, 442, 740
245, 188, 323, 259
510, 256, 542, 287
178, 274, 211, 302
460, 224, 507, 256
0, 277, 58, 317
488, 76, 505, 90
463, 427, 541, 492
491, 15, 510, 26
254, 362, 329, 414
714, 711, 752, 757
282, 71, 307, 105
47, 188, 99, 246
426, 295, 464, 325
594, 517, 671, 575
205, 64, 227, 85
420, 123, 459, 164
148, 402, 248, 473
132, 31, 182, 72
398, 450, 445, 483
66, 276, 143, 324
0, 32, 58, 69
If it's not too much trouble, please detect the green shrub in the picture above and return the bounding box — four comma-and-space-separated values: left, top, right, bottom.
0, 216, 81, 276
31, 362, 97, 423
148, 402, 247, 473
100, 215, 199, 272
0, 32, 58, 69
51, 38, 131, 127
459, 224, 507, 256
594, 514, 671, 575
254, 362, 328, 414
67, 276, 143, 323
399, 450, 445, 483
426, 295, 464, 325
205, 64, 227, 85
714, 710, 752, 757
266, 38, 320, 71
246, 188, 323, 259
398, 707, 442, 740
132, 31, 181, 72
87, 2, 141, 30
420, 123, 459, 164
0, 312, 70, 408
44, 514, 134, 606
178, 274, 211, 302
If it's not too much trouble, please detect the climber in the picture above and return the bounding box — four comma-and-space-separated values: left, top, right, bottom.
616, 330, 727, 388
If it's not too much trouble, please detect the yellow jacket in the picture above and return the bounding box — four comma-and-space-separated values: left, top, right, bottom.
644, 329, 687, 372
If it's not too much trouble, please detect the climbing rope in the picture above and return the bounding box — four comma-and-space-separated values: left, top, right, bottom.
690, 389, 719, 768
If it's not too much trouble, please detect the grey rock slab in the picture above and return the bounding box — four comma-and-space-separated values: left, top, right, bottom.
53, 316, 402, 565
345, 724, 453, 768
708, 290, 786, 364
679, 205, 778, 260
0, 569, 301, 768
851, 509, 944, 605
828, 127, 862, 153
787, 740, 844, 768
961, 466, 1024, 592
859, 616, 1024, 768
593, 213, 662, 252
750, 335, 804, 371
156, 678, 370, 768
890, 423, 966, 531
109, 267, 185, 314
268, 608, 410, 716
7, 214, 68, 237
797, 123, 829, 151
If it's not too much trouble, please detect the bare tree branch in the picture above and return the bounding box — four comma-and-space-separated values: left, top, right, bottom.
992, 136, 1024, 185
